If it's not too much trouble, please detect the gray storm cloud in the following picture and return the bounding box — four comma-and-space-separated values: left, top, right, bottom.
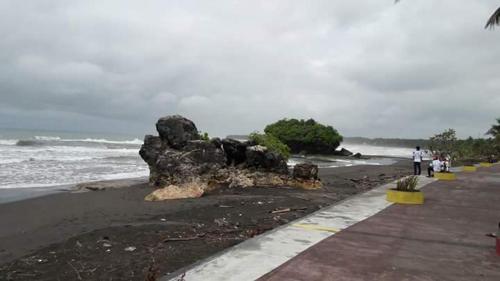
0, 0, 499, 138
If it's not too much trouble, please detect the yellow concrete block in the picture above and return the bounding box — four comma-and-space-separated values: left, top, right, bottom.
386, 189, 424, 205
462, 166, 477, 172
435, 172, 456, 181
479, 162, 493, 168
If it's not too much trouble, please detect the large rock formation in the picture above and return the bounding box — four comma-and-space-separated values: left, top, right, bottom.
139, 115, 321, 200
140, 115, 226, 188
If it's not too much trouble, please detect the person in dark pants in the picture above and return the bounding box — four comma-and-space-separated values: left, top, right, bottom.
412, 146, 423, 175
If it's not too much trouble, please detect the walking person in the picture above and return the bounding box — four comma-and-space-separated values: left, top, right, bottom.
413, 146, 423, 175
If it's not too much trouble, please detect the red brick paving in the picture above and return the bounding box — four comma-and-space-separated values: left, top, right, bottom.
258, 165, 500, 281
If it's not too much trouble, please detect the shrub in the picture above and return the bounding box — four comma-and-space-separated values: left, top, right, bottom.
264, 118, 343, 154
248, 132, 291, 159
396, 176, 419, 192
200, 132, 210, 141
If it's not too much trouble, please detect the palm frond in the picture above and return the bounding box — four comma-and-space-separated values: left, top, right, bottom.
485, 7, 500, 29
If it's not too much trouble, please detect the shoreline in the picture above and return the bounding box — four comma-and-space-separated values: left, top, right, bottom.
0, 154, 408, 205
0, 159, 413, 280
0, 177, 149, 204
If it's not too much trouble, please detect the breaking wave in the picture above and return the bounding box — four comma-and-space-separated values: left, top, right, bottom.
14, 136, 143, 148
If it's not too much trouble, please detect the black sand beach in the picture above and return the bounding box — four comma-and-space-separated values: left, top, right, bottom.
0, 160, 412, 281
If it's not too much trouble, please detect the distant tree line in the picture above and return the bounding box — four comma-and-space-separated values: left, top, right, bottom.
429, 118, 500, 164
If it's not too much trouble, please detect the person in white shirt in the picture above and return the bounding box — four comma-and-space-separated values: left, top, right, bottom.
427, 156, 442, 177
412, 146, 423, 175
443, 155, 451, 172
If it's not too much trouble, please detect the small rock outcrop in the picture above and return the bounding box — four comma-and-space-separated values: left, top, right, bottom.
334, 148, 353, 156
245, 145, 289, 174
290, 162, 321, 189
352, 152, 362, 159
139, 115, 321, 200
293, 163, 319, 180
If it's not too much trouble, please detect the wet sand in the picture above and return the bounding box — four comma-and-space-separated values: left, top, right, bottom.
0, 159, 412, 281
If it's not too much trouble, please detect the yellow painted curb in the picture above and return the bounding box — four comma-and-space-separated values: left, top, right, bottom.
386, 189, 424, 205
292, 223, 339, 233
479, 162, 493, 168
435, 172, 456, 181
462, 166, 477, 172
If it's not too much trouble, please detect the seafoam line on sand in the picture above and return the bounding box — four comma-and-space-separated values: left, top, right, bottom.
163, 175, 437, 281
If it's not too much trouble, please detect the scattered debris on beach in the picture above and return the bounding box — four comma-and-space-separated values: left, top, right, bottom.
0, 158, 412, 281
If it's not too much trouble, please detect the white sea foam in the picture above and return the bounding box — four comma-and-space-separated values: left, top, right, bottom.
31, 136, 143, 145
0, 139, 18, 146
287, 153, 396, 169
62, 137, 143, 145
34, 136, 62, 141
0, 170, 149, 189
0, 139, 147, 189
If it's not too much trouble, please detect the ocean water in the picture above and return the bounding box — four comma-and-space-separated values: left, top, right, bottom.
286, 143, 413, 169
340, 143, 415, 159
0, 128, 148, 189
0, 129, 415, 190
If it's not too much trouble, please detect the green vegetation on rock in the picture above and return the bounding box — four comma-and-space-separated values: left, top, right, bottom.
264, 118, 343, 154
248, 132, 291, 159
200, 132, 210, 141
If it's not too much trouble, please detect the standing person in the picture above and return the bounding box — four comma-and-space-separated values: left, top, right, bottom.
412, 146, 423, 175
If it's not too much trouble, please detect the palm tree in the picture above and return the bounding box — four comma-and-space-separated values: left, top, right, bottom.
485, 7, 500, 29
486, 118, 500, 138
394, 0, 500, 29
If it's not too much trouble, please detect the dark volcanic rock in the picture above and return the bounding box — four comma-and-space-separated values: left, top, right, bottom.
139, 135, 162, 166
334, 148, 353, 156
352, 152, 362, 159
210, 137, 223, 149
149, 140, 225, 186
245, 145, 288, 174
156, 115, 200, 148
221, 138, 248, 166
293, 163, 319, 180
183, 140, 226, 166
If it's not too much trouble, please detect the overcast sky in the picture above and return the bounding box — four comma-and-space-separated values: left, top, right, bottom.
0, 0, 499, 139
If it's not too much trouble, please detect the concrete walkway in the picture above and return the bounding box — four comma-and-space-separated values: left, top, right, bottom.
165, 174, 437, 281
259, 164, 500, 281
